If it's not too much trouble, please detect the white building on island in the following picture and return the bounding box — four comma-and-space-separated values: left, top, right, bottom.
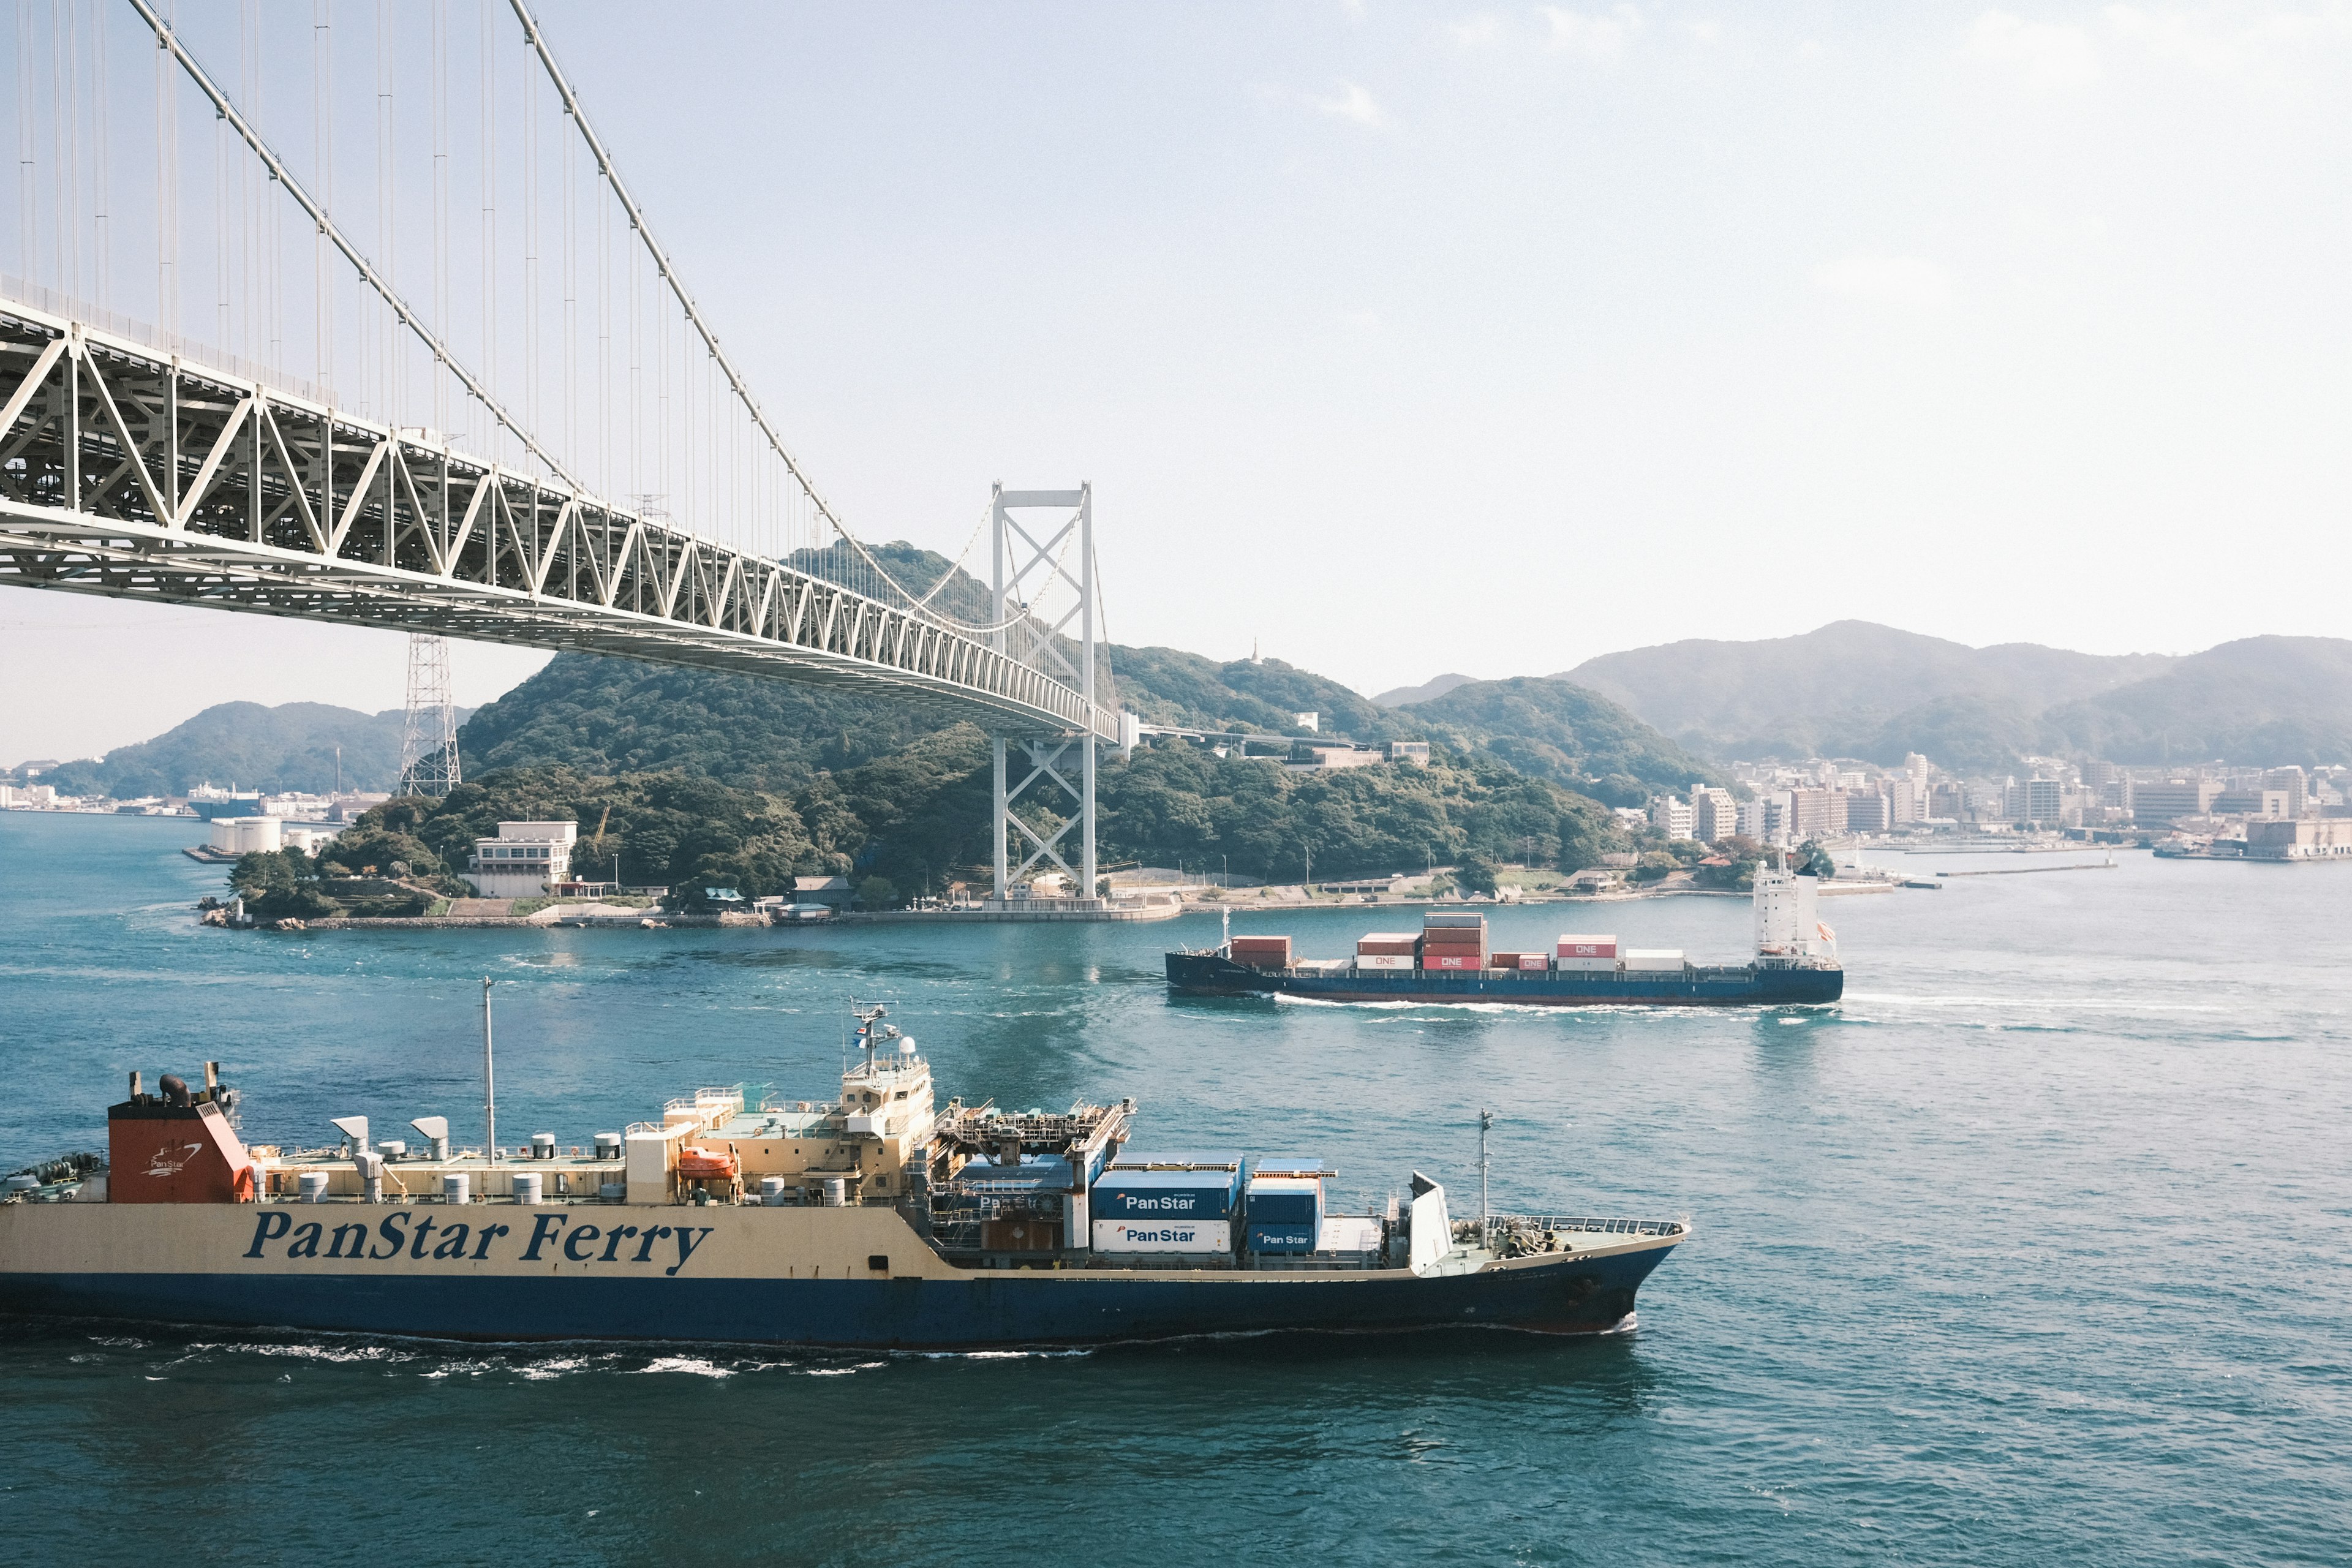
467, 820, 578, 897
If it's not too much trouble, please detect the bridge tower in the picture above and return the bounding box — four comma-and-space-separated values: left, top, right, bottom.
397, 635, 463, 799
989, 485, 1101, 907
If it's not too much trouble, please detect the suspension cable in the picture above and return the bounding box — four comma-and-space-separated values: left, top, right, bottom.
128, 0, 587, 488
505, 0, 967, 618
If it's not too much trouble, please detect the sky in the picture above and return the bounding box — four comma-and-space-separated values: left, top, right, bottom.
6, 1, 2349, 764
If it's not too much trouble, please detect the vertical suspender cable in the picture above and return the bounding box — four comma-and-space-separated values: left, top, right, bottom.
314, 0, 331, 394
560, 78, 574, 477
61, 0, 81, 301
54, 0, 68, 295
434, 0, 449, 434
95, 0, 111, 311
478, 0, 496, 458
522, 40, 535, 464
239, 2, 256, 360
598, 170, 608, 505
15, 0, 32, 284
375, 0, 393, 420
215, 53, 227, 352
154, 4, 173, 334
628, 180, 638, 503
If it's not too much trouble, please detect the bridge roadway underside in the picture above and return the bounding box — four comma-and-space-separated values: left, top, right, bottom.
0, 299, 1112, 743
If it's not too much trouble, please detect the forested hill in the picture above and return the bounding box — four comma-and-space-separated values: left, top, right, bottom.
38, 701, 421, 797
1392, 677, 1720, 805
1553, 621, 2352, 769
459, 643, 1711, 806
329, 736, 1628, 907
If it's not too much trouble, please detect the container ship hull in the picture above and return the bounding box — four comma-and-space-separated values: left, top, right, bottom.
1166, 951, 1843, 1007
0, 1204, 1676, 1348
1, 1019, 1690, 1351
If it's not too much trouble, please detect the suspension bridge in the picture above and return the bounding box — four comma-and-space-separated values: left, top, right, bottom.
0, 0, 1128, 907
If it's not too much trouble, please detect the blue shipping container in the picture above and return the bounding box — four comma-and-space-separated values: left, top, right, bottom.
1091, 1166, 1242, 1221
1244, 1175, 1324, 1227
1245, 1224, 1318, 1254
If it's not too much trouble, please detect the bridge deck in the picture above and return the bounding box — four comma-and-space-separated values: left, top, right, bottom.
0, 295, 1112, 741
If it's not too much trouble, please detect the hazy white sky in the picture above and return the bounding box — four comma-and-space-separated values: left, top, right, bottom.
7, 1, 2348, 764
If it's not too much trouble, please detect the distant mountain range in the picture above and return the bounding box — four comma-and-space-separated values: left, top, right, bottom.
1544, 622, 2350, 769
43, 611, 2346, 805
33, 701, 451, 798
1370, 673, 1476, 708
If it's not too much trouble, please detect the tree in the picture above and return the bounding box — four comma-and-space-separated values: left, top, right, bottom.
228, 848, 342, 921
1628, 848, 1681, 884
1456, 854, 1500, 897
1795, 839, 1837, 879
856, 875, 899, 910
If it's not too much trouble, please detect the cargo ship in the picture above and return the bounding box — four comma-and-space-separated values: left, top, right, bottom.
0, 1008, 1686, 1349
1166, 864, 1843, 1006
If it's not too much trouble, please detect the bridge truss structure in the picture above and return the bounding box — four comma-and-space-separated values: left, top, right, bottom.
0, 1, 1126, 903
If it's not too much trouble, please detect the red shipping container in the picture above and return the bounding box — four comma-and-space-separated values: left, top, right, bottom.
1422, 953, 1482, 971
1516, 952, 1549, 971
1556, 934, 1619, 959
1231, 935, 1292, 969
1489, 953, 1526, 968
1355, 932, 1420, 956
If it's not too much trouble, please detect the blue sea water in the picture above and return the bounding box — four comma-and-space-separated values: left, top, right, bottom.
1, 812, 2348, 1566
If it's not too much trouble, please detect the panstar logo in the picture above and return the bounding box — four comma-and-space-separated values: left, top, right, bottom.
147, 1142, 205, 1178
243, 1210, 716, 1275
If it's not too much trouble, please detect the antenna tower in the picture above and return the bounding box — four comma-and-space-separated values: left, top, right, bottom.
398, 634, 464, 797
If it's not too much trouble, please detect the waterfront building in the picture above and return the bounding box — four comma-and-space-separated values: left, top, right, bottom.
2003, 778, 2064, 824
1885, 777, 1919, 825
2134, 779, 2221, 826
1844, 792, 1891, 832
2245, 818, 2352, 859
1692, 787, 1739, 843
467, 821, 579, 898
791, 875, 856, 912
1738, 792, 1793, 846
2263, 767, 2309, 817
1649, 796, 1696, 840
1385, 741, 1432, 767
1789, 788, 1844, 839
2212, 789, 2293, 820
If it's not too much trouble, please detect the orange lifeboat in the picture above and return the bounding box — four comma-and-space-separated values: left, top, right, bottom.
676, 1145, 738, 1180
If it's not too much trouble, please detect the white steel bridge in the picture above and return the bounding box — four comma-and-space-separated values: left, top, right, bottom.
0, 2, 1124, 901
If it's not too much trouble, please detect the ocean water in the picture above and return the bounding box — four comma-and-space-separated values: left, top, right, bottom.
1, 812, 2347, 1566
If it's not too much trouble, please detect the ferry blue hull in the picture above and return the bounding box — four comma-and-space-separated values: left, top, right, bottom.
1166, 951, 1843, 1006
0, 1243, 1672, 1348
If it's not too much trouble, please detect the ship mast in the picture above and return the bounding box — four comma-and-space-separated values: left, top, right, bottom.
1478, 1107, 1493, 1240
483, 977, 499, 1164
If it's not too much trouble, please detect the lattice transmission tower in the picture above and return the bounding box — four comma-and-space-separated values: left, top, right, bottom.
398, 634, 463, 798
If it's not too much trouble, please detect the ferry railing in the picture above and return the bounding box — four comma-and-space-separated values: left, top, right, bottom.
1474, 1215, 1689, 1247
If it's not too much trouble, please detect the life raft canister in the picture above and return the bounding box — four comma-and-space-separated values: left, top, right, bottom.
676, 1145, 738, 1180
